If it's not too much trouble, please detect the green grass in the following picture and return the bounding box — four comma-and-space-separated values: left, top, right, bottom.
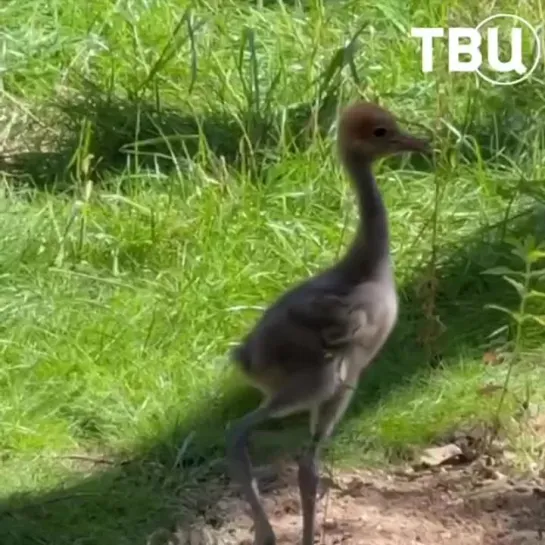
1, 0, 545, 543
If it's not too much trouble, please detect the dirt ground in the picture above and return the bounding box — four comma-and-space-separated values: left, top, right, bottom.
171, 454, 545, 545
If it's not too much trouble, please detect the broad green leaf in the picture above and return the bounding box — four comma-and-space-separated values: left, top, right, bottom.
485, 304, 514, 317
502, 276, 525, 295
528, 250, 545, 263
481, 266, 519, 276
524, 234, 536, 251
511, 312, 523, 323
529, 315, 545, 326
529, 268, 545, 279
511, 247, 527, 262
526, 290, 545, 299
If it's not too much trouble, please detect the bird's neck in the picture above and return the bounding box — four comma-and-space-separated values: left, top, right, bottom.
338, 155, 392, 282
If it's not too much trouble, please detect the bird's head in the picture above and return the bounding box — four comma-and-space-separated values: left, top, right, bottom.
337, 102, 430, 164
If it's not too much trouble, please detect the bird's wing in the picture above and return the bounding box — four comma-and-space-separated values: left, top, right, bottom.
286, 290, 359, 349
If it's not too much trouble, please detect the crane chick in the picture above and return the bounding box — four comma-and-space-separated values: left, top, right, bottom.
227, 102, 430, 545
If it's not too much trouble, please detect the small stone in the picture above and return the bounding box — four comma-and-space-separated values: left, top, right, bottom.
533, 486, 545, 497
394, 466, 415, 478
418, 444, 464, 468
340, 477, 368, 497
323, 520, 339, 531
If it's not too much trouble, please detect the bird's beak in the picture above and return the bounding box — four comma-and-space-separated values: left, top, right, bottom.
393, 131, 431, 153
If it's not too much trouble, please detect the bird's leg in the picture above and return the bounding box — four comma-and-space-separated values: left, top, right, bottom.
297, 429, 320, 545
227, 370, 336, 545
227, 407, 276, 545
298, 359, 361, 545
314, 370, 360, 441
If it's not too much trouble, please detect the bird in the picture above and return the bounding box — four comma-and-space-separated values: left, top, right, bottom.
226, 101, 430, 545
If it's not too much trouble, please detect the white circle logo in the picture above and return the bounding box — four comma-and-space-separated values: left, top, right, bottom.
475, 14, 541, 86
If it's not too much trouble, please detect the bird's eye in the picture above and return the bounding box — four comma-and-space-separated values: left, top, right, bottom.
373, 127, 387, 137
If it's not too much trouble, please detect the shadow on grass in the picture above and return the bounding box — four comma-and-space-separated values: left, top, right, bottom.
2, 76, 544, 192
2, 201, 544, 545
0, 85, 342, 192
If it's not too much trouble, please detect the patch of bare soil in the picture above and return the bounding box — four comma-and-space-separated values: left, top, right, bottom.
170, 456, 545, 545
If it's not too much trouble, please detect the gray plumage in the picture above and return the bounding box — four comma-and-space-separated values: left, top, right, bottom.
226, 102, 430, 545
